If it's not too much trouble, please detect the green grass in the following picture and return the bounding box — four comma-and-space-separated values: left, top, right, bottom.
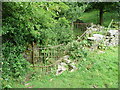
10, 46, 118, 88
80, 10, 119, 27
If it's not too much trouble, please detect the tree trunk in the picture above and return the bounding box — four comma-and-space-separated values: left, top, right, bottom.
99, 7, 104, 25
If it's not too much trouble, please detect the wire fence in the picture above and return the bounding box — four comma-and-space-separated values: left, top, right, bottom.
24, 43, 66, 75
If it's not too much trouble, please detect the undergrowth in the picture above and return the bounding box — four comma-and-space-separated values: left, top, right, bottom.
7, 46, 118, 88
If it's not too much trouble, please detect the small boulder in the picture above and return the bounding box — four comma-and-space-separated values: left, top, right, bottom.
88, 34, 104, 42
56, 55, 77, 75
93, 34, 104, 39
63, 55, 70, 61
69, 62, 77, 72
107, 30, 118, 36
88, 37, 96, 41
56, 62, 67, 75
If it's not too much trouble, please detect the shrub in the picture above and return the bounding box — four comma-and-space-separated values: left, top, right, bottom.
38, 22, 75, 46
2, 43, 31, 79
65, 40, 88, 60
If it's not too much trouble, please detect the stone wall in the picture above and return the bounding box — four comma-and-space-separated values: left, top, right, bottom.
56, 55, 77, 75
105, 30, 119, 46
86, 24, 119, 48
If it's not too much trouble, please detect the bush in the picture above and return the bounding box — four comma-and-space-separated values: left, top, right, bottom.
65, 40, 88, 60
38, 22, 75, 46
2, 43, 31, 79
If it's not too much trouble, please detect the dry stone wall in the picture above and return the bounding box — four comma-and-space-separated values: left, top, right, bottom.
86, 24, 119, 48
56, 55, 77, 75
105, 30, 119, 46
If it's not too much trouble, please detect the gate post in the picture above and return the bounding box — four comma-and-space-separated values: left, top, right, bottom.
32, 42, 35, 66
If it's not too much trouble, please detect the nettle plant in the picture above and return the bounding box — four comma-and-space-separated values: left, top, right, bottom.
2, 43, 31, 79
65, 40, 88, 60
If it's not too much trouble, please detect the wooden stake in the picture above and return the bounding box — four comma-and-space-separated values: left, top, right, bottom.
32, 42, 34, 66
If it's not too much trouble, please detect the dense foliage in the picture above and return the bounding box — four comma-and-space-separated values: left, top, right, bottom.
2, 2, 87, 84
2, 2, 87, 46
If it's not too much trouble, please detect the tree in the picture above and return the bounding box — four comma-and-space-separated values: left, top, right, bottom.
65, 2, 88, 30
86, 2, 120, 25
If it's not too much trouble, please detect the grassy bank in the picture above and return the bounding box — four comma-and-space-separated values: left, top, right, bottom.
10, 46, 118, 88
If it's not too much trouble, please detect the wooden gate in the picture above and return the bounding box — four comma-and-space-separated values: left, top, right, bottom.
73, 23, 91, 31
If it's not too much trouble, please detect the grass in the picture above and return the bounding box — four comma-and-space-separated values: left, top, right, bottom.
80, 10, 119, 27
10, 46, 118, 88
